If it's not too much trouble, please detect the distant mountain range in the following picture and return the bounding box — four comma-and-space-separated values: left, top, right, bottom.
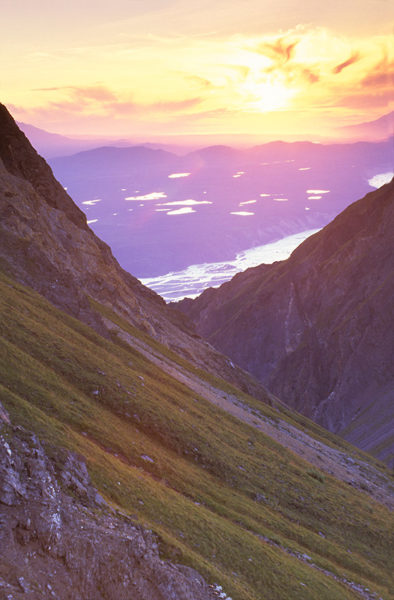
16, 121, 191, 158
338, 111, 394, 141
16, 121, 117, 158
177, 180, 394, 466
18, 109, 394, 161
48, 139, 393, 279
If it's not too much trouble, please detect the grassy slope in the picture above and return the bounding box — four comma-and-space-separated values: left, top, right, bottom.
91, 296, 391, 472
1, 269, 393, 600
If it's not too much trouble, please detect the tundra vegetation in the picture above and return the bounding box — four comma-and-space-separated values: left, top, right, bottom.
1, 267, 393, 600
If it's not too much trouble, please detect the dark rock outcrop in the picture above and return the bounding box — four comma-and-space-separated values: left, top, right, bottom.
0, 404, 217, 600
0, 105, 87, 229
177, 180, 394, 465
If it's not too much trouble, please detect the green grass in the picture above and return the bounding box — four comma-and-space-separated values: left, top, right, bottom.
0, 270, 393, 600
91, 295, 391, 474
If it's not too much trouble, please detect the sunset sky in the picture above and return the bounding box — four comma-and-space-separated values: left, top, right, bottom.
2, 0, 393, 142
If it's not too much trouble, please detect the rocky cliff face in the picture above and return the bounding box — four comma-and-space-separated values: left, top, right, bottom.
0, 103, 266, 402
0, 404, 218, 600
177, 180, 394, 465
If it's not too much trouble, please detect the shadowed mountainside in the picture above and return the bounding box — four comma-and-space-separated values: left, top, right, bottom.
177, 181, 394, 466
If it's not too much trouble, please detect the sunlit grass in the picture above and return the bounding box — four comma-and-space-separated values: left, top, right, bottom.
0, 270, 393, 600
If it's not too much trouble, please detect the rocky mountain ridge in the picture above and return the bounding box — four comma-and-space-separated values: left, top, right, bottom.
0, 402, 219, 600
177, 180, 394, 466
0, 103, 266, 402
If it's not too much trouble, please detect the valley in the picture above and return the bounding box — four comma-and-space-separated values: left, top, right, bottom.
0, 103, 393, 600
49, 140, 393, 281
141, 228, 320, 301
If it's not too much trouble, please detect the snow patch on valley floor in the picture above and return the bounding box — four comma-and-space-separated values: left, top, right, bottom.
141, 229, 320, 302
368, 172, 393, 188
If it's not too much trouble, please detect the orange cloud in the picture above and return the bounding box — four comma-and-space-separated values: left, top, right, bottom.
257, 37, 298, 64
332, 52, 361, 74
334, 89, 393, 109
361, 58, 394, 88
14, 86, 203, 122
247, 33, 320, 88
183, 74, 214, 89
7, 24, 394, 139
33, 85, 118, 102
227, 65, 251, 80
302, 68, 320, 84
260, 59, 320, 88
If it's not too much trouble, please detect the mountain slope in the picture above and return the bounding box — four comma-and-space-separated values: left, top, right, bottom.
16, 121, 98, 158
177, 181, 394, 466
0, 407, 218, 600
1, 267, 393, 600
0, 103, 266, 402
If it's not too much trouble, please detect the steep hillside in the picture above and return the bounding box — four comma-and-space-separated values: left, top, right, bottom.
0, 268, 393, 600
177, 180, 394, 466
0, 103, 265, 401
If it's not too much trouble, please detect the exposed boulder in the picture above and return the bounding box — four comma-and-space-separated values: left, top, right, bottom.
0, 405, 217, 600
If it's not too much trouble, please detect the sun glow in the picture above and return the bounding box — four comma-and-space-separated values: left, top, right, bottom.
2, 1, 393, 140
241, 77, 297, 112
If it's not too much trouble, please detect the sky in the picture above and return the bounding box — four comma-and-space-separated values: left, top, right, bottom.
1, 0, 393, 142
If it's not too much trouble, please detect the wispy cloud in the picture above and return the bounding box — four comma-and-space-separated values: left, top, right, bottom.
301, 68, 320, 84
256, 37, 299, 64
8, 25, 394, 138
332, 52, 361, 74
335, 89, 394, 109
150, 97, 202, 112
166, 106, 240, 125
226, 65, 250, 81
245, 32, 320, 89
27, 85, 202, 118
33, 85, 118, 102
362, 69, 394, 88
361, 57, 394, 88
33, 87, 64, 92
182, 74, 214, 89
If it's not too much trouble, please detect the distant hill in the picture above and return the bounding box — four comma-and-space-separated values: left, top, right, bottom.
16, 121, 112, 158
49, 138, 393, 278
338, 111, 394, 141
177, 180, 394, 466
16, 121, 191, 159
